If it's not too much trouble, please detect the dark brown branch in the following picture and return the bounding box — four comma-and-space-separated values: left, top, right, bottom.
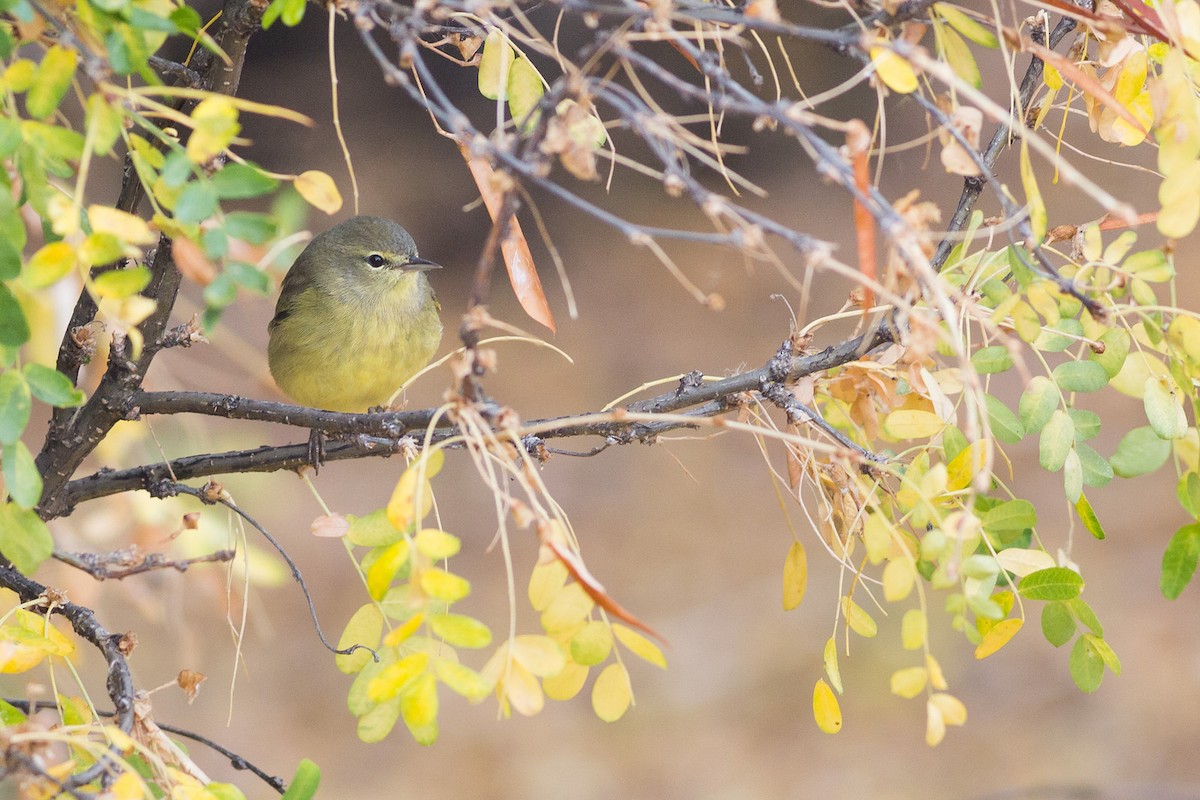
54, 546, 236, 581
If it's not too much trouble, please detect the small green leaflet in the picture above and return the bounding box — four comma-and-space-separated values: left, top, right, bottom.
1018, 567, 1084, 600
1160, 523, 1200, 600
1073, 493, 1106, 540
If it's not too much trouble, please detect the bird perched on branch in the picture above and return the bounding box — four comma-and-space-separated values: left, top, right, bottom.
268, 215, 443, 413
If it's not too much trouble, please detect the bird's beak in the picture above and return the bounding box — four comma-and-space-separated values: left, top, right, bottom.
401, 257, 442, 272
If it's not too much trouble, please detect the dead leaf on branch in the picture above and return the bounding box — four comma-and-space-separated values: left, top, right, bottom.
457, 140, 556, 333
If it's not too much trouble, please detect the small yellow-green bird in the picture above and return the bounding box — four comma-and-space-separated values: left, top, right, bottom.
268, 216, 443, 412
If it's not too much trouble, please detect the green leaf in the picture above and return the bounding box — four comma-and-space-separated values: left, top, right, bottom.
980, 499, 1037, 533
0, 284, 29, 346
1018, 567, 1084, 600
1068, 598, 1104, 636
1073, 493, 1106, 540
0, 501, 53, 574
478, 29, 515, 100
1110, 426, 1171, 477
1052, 360, 1109, 393
335, 603, 384, 675
0, 698, 26, 725
93, 266, 152, 298
0, 118, 21, 159
225, 262, 271, 295
2, 440, 40, 508
1068, 409, 1101, 441
941, 425, 968, 464
1143, 375, 1187, 440
25, 45, 77, 121
346, 509, 401, 547
933, 3, 998, 47
0, 238, 20, 280
970, 345, 1012, 374
1124, 249, 1173, 282
0, 369, 31, 444
174, 180, 219, 224
1069, 635, 1104, 693
224, 212, 277, 244
1077, 442, 1112, 488
1179, 472, 1200, 518
280, 0, 305, 26
1092, 328, 1130, 378
1085, 633, 1121, 675
1161, 523, 1200, 599
211, 163, 278, 199
21, 121, 85, 163
1034, 318, 1085, 353
937, 23, 981, 88
507, 57, 544, 131
280, 759, 321, 800
1038, 409, 1074, 472
984, 393, 1023, 443
1063, 448, 1082, 502
1040, 601, 1075, 647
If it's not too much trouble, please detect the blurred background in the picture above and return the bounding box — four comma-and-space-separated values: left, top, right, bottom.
11, 4, 1200, 799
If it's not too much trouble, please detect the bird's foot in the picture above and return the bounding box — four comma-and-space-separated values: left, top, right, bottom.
307, 428, 326, 472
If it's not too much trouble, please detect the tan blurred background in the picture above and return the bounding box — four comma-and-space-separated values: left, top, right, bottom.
11, 6, 1200, 800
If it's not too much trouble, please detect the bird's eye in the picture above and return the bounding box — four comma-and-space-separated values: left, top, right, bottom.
366, 254, 387, 269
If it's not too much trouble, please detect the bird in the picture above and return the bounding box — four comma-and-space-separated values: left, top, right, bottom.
268, 215, 443, 413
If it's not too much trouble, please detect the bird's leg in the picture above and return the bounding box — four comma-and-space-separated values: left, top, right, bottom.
307, 428, 326, 472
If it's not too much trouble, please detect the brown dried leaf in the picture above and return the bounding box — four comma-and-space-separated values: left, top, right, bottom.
458, 142, 556, 333
173, 237, 216, 286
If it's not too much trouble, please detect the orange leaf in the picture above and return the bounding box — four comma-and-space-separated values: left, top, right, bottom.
457, 142, 556, 333
846, 120, 876, 317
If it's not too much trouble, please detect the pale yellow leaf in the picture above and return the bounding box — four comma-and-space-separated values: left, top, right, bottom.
591, 662, 632, 722
613, 623, 667, 669
870, 45, 918, 94
782, 540, 807, 610
823, 636, 843, 694
902, 609, 927, 650
295, 170, 343, 214
841, 596, 878, 638
882, 558, 915, 602
883, 409, 944, 439
890, 666, 928, 699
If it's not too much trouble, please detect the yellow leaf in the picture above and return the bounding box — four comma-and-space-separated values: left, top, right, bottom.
841, 596, 878, 638
368, 652, 429, 703
23, 242, 76, 289
88, 205, 156, 245
1158, 159, 1200, 239
930, 691, 967, 726
366, 540, 410, 600
186, 96, 240, 163
890, 666, 928, 699
399, 671, 439, 729
295, 170, 343, 215
882, 558, 914, 602
502, 659, 544, 717
870, 45, 918, 94
433, 657, 492, 702
592, 662, 632, 722
528, 559, 568, 611
863, 513, 894, 565
109, 771, 144, 800
510, 634, 566, 677
418, 567, 471, 602
613, 623, 667, 669
946, 440, 987, 491
823, 637, 842, 694
1019, 141, 1047, 242
540, 581, 594, 632
543, 659, 589, 701
386, 467, 432, 532
883, 409, 944, 439
782, 540, 807, 610
926, 697, 947, 746
902, 609, 926, 650
614, 623, 672, 671
0, 640, 47, 673
812, 678, 842, 734
382, 612, 424, 648
335, 603, 384, 674
414, 528, 461, 560
974, 617, 1023, 659
925, 653, 948, 690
